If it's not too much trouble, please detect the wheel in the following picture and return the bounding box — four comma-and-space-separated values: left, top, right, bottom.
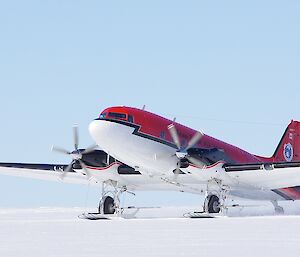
98, 196, 115, 214
205, 195, 221, 213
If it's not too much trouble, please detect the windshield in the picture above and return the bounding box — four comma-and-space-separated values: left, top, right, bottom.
99, 111, 134, 123
108, 112, 127, 119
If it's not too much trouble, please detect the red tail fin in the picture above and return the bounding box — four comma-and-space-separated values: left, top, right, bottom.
273, 120, 300, 162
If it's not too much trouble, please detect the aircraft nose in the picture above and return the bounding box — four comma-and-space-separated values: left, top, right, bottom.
89, 120, 106, 143
89, 120, 99, 135
89, 119, 123, 151
89, 119, 138, 163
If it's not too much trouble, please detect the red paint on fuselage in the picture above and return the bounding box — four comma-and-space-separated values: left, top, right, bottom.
100, 106, 263, 164
99, 106, 300, 200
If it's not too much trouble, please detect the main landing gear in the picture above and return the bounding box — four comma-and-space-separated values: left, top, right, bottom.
97, 180, 135, 216
79, 180, 130, 220
184, 187, 227, 218
271, 200, 284, 215
202, 180, 285, 215
98, 180, 122, 215
202, 179, 230, 214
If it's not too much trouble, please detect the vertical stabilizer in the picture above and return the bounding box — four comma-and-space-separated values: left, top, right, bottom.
273, 120, 300, 162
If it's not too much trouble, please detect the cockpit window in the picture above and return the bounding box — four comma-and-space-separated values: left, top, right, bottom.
128, 115, 134, 123
99, 111, 134, 123
99, 113, 106, 119
108, 112, 127, 119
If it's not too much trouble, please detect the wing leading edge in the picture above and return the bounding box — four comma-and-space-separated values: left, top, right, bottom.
0, 163, 94, 185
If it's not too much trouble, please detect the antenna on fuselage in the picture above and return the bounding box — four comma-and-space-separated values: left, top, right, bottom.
173, 117, 176, 122
142, 105, 146, 110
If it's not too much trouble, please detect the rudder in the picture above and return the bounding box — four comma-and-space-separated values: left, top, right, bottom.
273, 120, 300, 162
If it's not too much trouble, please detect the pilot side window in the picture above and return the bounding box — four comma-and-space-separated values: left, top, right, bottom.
99, 113, 106, 119
128, 115, 134, 123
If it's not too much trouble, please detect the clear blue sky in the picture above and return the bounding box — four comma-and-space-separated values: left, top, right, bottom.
0, 0, 299, 208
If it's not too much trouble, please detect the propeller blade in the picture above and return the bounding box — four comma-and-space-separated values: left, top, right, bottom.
73, 125, 79, 150
60, 162, 73, 180
186, 131, 204, 150
82, 144, 98, 155
51, 146, 71, 155
186, 156, 206, 168
53, 125, 96, 181
79, 160, 91, 180
168, 124, 181, 149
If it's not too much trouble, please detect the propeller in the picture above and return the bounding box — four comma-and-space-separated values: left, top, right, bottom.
167, 124, 205, 177
52, 125, 98, 180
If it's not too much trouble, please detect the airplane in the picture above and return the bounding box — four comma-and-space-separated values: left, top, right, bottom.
1, 106, 300, 216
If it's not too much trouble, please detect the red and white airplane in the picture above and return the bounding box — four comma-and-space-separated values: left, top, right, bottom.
1, 106, 300, 215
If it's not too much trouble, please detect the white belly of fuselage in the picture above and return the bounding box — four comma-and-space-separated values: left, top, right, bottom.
89, 119, 178, 176
88, 119, 285, 201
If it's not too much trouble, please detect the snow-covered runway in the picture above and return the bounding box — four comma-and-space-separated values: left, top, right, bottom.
0, 207, 299, 257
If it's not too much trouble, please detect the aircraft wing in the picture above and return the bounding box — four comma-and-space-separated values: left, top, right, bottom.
0, 163, 94, 185
224, 162, 300, 190
186, 161, 300, 190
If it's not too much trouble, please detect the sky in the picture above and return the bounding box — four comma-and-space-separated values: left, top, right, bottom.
0, 0, 299, 208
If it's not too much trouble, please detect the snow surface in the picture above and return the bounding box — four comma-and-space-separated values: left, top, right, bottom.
0, 204, 300, 257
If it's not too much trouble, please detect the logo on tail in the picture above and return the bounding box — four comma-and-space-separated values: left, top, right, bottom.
284, 143, 293, 162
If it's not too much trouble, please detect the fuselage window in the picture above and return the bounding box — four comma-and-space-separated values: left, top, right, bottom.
128, 115, 134, 123
160, 131, 165, 139
108, 112, 127, 120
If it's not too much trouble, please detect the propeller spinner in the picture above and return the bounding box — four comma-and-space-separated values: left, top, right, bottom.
167, 124, 205, 177
52, 125, 98, 180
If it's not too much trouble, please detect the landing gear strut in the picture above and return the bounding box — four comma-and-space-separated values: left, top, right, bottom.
79, 180, 137, 220
271, 200, 284, 215
203, 179, 230, 214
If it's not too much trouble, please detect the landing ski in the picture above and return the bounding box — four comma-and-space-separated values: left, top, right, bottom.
183, 211, 222, 218
78, 212, 114, 220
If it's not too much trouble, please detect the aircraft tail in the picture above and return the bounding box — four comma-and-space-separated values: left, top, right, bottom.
272, 120, 300, 162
